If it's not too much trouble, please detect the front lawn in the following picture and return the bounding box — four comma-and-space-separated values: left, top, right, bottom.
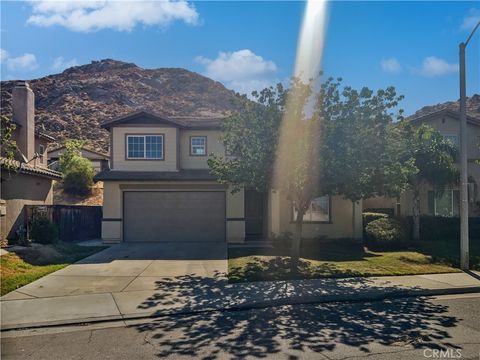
228, 240, 471, 283
0, 242, 107, 295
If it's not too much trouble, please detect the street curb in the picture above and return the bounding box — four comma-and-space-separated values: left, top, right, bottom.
2, 286, 480, 332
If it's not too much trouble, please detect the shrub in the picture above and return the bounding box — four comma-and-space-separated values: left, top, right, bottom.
62, 156, 94, 196
363, 212, 389, 227
362, 212, 389, 239
271, 231, 293, 249
30, 215, 58, 244
365, 217, 409, 250
417, 216, 480, 242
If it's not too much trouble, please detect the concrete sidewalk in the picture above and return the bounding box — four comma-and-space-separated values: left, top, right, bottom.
2, 271, 480, 330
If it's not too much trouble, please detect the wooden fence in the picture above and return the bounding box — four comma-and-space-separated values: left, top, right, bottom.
25, 205, 102, 242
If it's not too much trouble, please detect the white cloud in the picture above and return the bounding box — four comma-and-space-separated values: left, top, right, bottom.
417, 56, 458, 77
380, 58, 401, 73
51, 56, 78, 71
26, 0, 199, 32
460, 8, 480, 31
4, 53, 39, 71
195, 49, 278, 95
0, 48, 9, 63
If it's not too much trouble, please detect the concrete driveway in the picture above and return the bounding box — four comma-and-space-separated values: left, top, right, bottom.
1, 242, 228, 328
3, 242, 228, 299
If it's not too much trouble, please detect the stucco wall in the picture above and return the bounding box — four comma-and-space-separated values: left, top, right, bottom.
111, 126, 178, 171
179, 130, 224, 169
419, 116, 480, 160
269, 192, 362, 239
100, 181, 245, 243
1, 173, 53, 240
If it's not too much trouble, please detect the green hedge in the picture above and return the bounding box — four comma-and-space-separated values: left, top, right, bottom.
363, 212, 389, 225
362, 212, 389, 239
416, 216, 480, 242
365, 217, 409, 250
30, 215, 58, 244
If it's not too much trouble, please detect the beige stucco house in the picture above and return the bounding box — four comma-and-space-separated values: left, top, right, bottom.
95, 110, 362, 244
0, 82, 62, 241
364, 108, 480, 217
48, 145, 109, 173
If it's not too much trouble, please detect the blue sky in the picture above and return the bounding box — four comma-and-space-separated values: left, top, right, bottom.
1, 1, 479, 115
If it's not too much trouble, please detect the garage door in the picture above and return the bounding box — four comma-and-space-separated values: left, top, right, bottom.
123, 191, 226, 242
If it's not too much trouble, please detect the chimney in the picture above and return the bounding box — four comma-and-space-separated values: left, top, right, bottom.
12, 81, 35, 162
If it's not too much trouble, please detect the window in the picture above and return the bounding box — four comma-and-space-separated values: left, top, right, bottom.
442, 134, 459, 148
38, 144, 44, 162
428, 190, 459, 217
293, 195, 330, 223
127, 135, 163, 159
190, 136, 207, 156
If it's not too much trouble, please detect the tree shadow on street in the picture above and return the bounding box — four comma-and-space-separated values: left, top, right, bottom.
134, 271, 461, 359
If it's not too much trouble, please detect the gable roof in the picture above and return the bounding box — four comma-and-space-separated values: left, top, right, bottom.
48, 145, 109, 159
407, 108, 480, 127
100, 110, 224, 130
0, 157, 62, 180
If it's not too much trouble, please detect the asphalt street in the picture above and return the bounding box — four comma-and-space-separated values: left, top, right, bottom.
2, 293, 480, 360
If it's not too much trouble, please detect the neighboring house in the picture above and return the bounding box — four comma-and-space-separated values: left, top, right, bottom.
363, 108, 480, 217
0, 82, 62, 241
94, 110, 362, 244
48, 145, 109, 172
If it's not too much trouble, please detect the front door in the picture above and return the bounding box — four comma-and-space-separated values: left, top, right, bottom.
245, 190, 264, 239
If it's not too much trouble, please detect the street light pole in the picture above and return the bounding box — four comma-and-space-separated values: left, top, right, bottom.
459, 20, 480, 271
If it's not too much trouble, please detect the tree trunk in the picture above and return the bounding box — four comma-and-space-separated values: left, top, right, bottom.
290, 211, 304, 273
412, 188, 420, 240
352, 201, 356, 240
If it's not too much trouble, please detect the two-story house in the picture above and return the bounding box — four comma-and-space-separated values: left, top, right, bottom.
94, 110, 362, 244
1, 82, 62, 241
363, 108, 480, 217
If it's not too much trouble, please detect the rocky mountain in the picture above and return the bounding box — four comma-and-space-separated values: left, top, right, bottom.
1, 59, 240, 152
409, 93, 480, 120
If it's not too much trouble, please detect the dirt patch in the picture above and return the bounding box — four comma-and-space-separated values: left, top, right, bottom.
11, 244, 63, 265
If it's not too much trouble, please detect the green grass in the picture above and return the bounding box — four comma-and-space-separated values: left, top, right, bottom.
228, 239, 475, 283
0, 242, 107, 295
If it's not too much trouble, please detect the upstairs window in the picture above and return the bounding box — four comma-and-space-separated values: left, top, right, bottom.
442, 134, 459, 148
190, 136, 207, 156
428, 190, 459, 217
127, 135, 163, 159
38, 144, 45, 162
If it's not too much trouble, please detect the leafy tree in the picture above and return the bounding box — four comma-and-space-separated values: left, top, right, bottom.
208, 86, 285, 193
0, 115, 19, 171
59, 139, 88, 173
316, 78, 404, 237
59, 140, 94, 196
208, 80, 318, 271
273, 78, 319, 270
386, 123, 458, 240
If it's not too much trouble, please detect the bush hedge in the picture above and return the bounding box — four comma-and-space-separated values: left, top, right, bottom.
416, 216, 480, 242
62, 156, 94, 196
30, 215, 58, 244
363, 212, 389, 226
365, 217, 409, 250
362, 212, 389, 239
